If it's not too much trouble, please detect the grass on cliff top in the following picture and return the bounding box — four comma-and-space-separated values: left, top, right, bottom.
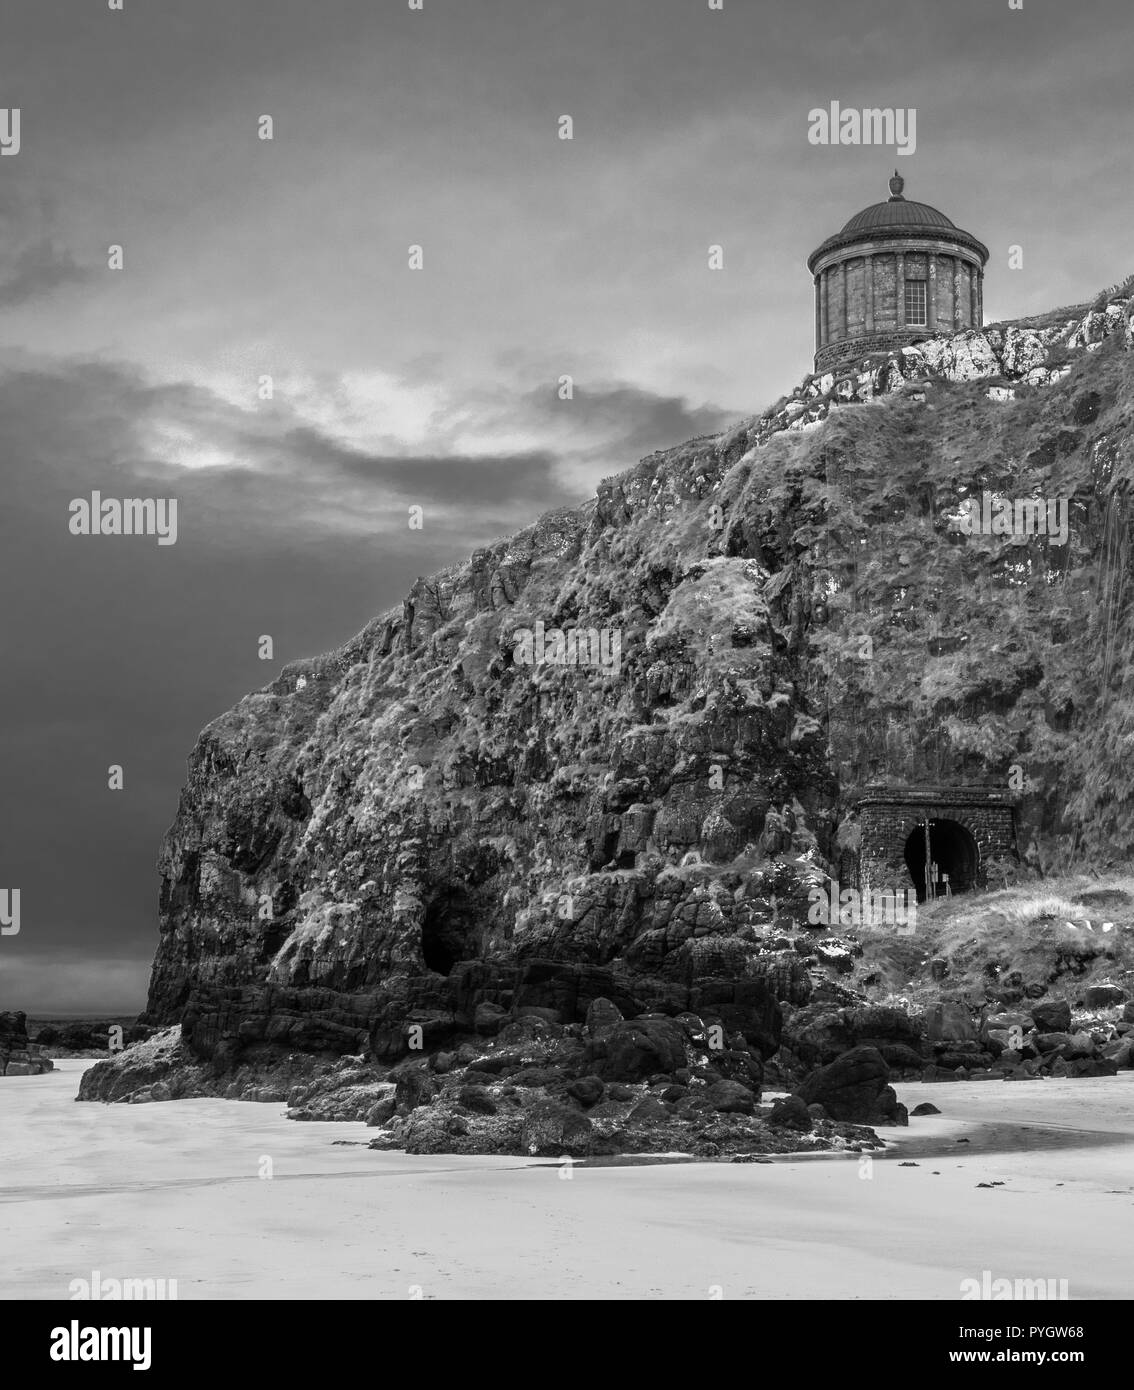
984, 273, 1133, 335
856, 873, 1134, 1010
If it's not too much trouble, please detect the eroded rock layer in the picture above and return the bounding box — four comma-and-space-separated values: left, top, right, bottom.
80, 285, 1134, 1131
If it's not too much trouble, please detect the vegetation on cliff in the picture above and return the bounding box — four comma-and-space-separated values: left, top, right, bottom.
76, 281, 1134, 1152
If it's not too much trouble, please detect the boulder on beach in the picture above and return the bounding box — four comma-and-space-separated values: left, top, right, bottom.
768, 1094, 812, 1130
798, 1046, 908, 1126
520, 1099, 594, 1157
586, 1016, 688, 1081
1031, 999, 1072, 1033
707, 1079, 755, 1114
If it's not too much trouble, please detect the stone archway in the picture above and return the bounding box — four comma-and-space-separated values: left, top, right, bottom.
903, 818, 979, 902
849, 787, 1016, 899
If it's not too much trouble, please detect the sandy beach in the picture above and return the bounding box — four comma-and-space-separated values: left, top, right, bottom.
2, 1061, 1129, 1300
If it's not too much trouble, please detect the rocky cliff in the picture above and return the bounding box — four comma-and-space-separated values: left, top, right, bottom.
79, 280, 1134, 1139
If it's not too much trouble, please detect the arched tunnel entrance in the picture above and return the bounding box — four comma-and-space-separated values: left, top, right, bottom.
904, 818, 979, 902
421, 888, 479, 975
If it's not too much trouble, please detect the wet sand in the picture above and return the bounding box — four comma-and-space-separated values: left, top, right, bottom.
2, 1061, 1130, 1299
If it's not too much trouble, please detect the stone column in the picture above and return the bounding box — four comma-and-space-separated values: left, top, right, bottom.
896, 251, 905, 325
839, 260, 848, 340
814, 276, 821, 353
970, 267, 979, 327
865, 255, 875, 333
927, 256, 937, 331
821, 271, 829, 349
953, 257, 963, 330
977, 272, 983, 326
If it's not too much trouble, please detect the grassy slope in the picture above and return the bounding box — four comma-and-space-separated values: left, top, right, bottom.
856, 872, 1134, 1010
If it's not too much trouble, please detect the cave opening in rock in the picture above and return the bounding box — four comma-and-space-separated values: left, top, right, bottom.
903, 819, 979, 902
421, 889, 478, 975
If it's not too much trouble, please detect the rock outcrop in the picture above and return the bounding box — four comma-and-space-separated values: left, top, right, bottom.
79, 279, 1134, 1149
798, 1046, 908, 1126
357, 1009, 885, 1157
0, 1011, 54, 1075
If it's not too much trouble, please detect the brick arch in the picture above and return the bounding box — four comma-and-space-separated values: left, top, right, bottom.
890, 809, 986, 851
850, 793, 1017, 897
897, 815, 982, 900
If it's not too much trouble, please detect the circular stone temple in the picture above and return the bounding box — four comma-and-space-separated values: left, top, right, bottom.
806, 173, 989, 373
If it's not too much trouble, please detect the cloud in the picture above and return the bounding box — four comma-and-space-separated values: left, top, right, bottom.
0, 351, 734, 1012
0, 238, 92, 307
0, 356, 582, 540
288, 432, 575, 507
0, 354, 727, 544
522, 379, 735, 457
0, 189, 95, 307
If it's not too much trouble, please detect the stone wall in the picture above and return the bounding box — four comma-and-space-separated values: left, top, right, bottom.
845, 791, 1017, 898
846, 257, 865, 337
873, 254, 898, 331
937, 255, 956, 329
817, 331, 929, 373
814, 242, 984, 373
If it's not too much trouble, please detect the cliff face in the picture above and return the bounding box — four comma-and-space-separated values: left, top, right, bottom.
141, 283, 1134, 1071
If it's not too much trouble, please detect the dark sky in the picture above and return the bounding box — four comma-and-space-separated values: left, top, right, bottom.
1, 0, 1130, 1012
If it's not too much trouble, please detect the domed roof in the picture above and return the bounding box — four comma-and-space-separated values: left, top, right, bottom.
807, 172, 988, 272
841, 198, 956, 234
